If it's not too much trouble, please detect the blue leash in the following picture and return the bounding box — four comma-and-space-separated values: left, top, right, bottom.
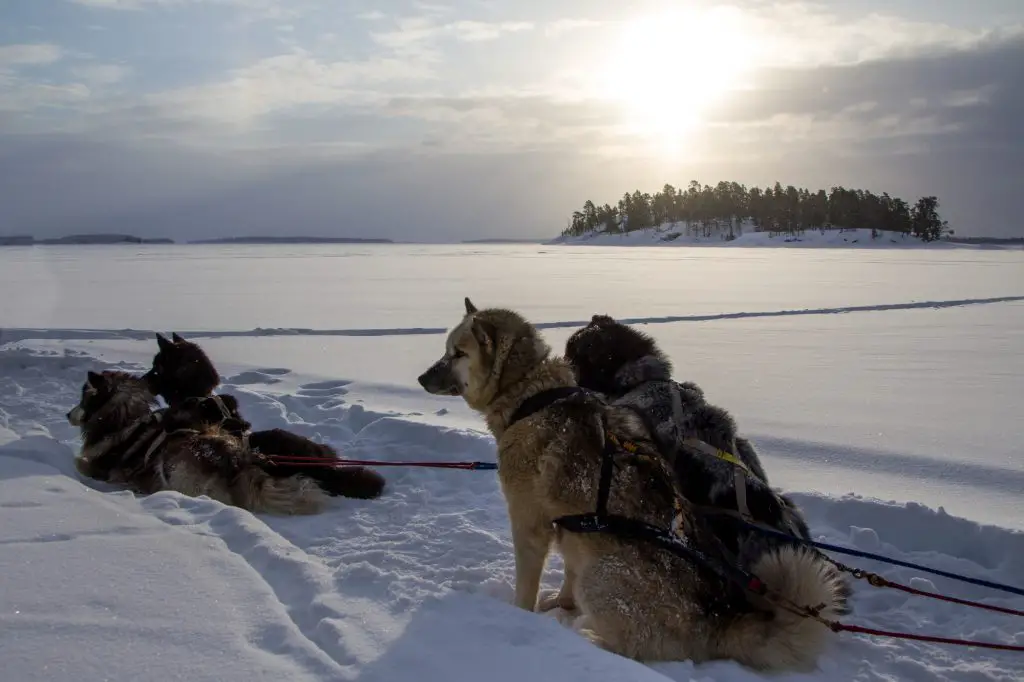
735, 520, 1024, 598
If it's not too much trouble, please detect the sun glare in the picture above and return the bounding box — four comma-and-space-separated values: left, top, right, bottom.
600, 8, 757, 152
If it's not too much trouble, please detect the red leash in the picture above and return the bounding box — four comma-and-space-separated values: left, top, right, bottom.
831, 623, 1024, 652
834, 561, 1024, 618
803, 562, 1024, 651
267, 454, 1023, 651
873, 575, 1024, 618
267, 455, 497, 471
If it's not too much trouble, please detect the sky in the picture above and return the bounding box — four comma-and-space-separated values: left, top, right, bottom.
1, 0, 1022, 242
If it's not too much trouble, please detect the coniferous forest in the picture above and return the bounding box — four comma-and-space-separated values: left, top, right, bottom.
562, 181, 952, 242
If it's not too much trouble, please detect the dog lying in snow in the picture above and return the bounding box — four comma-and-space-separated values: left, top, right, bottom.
67, 370, 332, 514
142, 332, 385, 500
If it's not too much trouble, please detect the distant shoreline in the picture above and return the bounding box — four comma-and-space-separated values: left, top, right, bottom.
0, 234, 174, 246
0, 234, 393, 246
2, 233, 1019, 247
188, 236, 394, 244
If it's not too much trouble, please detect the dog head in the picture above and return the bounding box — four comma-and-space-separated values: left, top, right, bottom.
66, 370, 154, 430
162, 393, 250, 435
417, 297, 551, 411
67, 370, 112, 426
564, 314, 671, 394
144, 332, 220, 406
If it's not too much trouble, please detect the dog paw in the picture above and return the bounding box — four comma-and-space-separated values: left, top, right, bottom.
577, 627, 610, 651
536, 589, 560, 612
536, 589, 577, 612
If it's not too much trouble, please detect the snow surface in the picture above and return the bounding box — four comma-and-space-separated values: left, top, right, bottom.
1, 244, 1023, 681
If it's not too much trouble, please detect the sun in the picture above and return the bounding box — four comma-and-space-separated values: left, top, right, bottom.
598, 8, 757, 151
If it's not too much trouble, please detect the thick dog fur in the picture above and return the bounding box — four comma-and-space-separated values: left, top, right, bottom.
67, 370, 328, 515
565, 314, 769, 481
144, 333, 385, 500
416, 299, 848, 671
564, 315, 830, 571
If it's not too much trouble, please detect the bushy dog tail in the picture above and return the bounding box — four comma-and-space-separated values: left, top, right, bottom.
719, 546, 850, 672
269, 461, 386, 500
231, 465, 329, 515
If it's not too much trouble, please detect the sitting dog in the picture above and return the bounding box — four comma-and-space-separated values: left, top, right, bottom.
144, 332, 385, 500
566, 314, 769, 481
564, 315, 818, 565
67, 370, 329, 514
416, 298, 848, 671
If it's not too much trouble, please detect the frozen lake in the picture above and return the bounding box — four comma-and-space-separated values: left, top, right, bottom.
1, 243, 1022, 330
2, 242, 1023, 681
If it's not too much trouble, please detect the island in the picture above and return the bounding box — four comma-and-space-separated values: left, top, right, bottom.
0, 234, 174, 246
553, 180, 957, 246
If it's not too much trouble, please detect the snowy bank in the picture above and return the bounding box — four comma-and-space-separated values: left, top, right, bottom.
1, 343, 1022, 682
548, 227, 966, 248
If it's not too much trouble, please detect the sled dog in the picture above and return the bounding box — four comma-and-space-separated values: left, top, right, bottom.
415, 299, 848, 671
68, 370, 329, 514
564, 315, 821, 565
144, 332, 385, 500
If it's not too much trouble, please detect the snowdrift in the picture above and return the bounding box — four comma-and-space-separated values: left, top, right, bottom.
1, 345, 1022, 682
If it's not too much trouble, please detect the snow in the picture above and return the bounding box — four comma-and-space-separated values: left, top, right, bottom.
1, 244, 1023, 681
548, 225, 1015, 249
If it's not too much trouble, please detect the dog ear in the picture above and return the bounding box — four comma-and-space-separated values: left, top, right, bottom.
590, 314, 616, 327
219, 394, 240, 414
171, 332, 186, 344
86, 371, 105, 388
156, 333, 174, 352
464, 297, 478, 315
470, 317, 495, 351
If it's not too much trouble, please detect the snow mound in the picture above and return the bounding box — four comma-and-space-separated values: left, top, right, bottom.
549, 227, 961, 249
0, 346, 1021, 682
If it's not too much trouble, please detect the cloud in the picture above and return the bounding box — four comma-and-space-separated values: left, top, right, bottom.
0, 44, 63, 68
0, 81, 90, 113
448, 21, 533, 42
136, 50, 433, 131
542, 18, 607, 38
3, 3, 1023, 238
67, 0, 305, 21
70, 63, 131, 85
369, 15, 534, 63
68, 0, 276, 9
706, 33, 1024, 141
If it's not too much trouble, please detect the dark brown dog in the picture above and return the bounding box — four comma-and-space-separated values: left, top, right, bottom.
145, 333, 385, 500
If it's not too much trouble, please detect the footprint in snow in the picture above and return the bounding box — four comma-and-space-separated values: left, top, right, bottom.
256, 368, 291, 376
225, 371, 284, 386
297, 380, 352, 398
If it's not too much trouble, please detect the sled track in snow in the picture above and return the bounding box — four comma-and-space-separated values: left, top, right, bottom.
3, 295, 1023, 343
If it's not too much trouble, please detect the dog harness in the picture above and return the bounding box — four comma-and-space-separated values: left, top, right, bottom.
508, 385, 759, 520
506, 386, 769, 594
206, 393, 251, 450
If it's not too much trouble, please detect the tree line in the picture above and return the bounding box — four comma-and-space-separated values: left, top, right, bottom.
562, 181, 951, 242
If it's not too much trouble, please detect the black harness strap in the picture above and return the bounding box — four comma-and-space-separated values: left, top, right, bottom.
594, 435, 615, 524
507, 386, 588, 429
507, 385, 770, 597
552, 425, 769, 597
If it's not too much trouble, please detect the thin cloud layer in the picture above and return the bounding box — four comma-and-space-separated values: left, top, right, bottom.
0, 0, 1022, 239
